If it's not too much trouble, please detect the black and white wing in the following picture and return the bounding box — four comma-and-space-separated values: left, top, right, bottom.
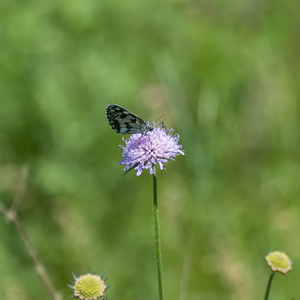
106, 104, 153, 134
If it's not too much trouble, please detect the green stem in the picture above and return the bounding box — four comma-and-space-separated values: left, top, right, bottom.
264, 271, 275, 300
152, 166, 164, 300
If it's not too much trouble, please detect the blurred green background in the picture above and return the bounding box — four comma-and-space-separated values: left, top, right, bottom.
0, 0, 299, 299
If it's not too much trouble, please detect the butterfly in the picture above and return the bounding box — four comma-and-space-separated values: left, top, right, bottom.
106, 104, 154, 134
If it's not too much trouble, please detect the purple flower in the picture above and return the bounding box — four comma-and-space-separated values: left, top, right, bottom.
119, 123, 184, 176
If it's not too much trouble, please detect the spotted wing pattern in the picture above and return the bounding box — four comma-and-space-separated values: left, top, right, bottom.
106, 104, 153, 134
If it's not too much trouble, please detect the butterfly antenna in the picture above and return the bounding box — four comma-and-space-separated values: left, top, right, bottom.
154, 112, 167, 125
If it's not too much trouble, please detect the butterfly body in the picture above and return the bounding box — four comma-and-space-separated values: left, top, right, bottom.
106, 104, 153, 134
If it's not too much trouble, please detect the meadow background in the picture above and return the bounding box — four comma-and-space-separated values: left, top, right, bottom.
0, 0, 299, 299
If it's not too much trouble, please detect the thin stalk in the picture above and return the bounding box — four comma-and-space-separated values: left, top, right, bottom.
0, 165, 62, 300
152, 166, 164, 300
264, 271, 275, 300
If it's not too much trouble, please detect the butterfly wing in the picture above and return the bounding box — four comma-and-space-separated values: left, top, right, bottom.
106, 104, 152, 134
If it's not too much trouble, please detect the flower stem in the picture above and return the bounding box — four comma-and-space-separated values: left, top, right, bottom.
0, 166, 62, 300
264, 271, 275, 300
152, 166, 164, 300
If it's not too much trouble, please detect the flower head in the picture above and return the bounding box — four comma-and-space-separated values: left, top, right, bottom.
72, 273, 107, 300
119, 123, 184, 176
265, 251, 292, 274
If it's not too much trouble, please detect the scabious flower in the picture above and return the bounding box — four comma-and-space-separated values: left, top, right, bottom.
119, 123, 184, 176
72, 273, 107, 300
265, 251, 292, 274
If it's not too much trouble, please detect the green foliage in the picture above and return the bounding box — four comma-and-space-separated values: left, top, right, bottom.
0, 0, 299, 299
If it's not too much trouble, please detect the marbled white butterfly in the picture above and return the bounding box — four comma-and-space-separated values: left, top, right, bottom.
106, 104, 154, 134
